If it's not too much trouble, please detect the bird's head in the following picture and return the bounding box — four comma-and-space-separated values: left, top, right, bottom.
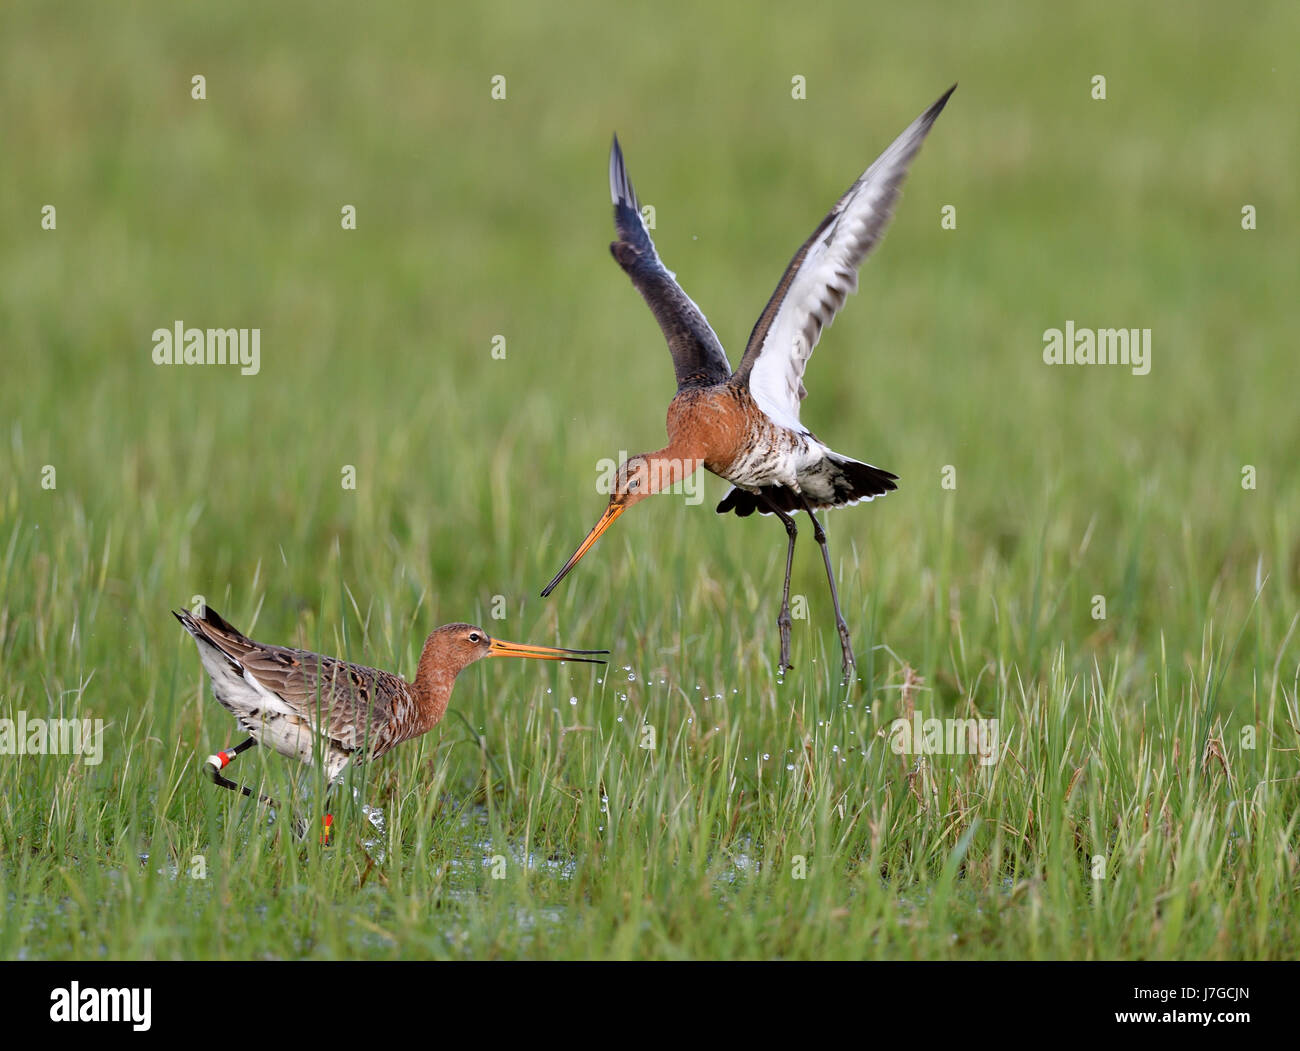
426, 623, 608, 675
612, 453, 660, 508
541, 453, 673, 597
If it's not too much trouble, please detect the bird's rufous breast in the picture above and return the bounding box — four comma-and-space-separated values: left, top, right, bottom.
666, 386, 755, 476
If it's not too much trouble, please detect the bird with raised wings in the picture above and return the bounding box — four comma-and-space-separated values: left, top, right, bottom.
541, 86, 954, 676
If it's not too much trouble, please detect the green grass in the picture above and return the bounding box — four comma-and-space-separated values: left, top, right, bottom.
1, 0, 1298, 959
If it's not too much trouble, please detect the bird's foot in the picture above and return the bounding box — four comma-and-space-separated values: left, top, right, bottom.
776, 613, 793, 675
837, 624, 856, 681
202, 746, 279, 807
289, 813, 333, 843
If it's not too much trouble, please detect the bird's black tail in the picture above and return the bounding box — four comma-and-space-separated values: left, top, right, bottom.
716, 457, 897, 517
828, 456, 898, 507
172, 603, 248, 642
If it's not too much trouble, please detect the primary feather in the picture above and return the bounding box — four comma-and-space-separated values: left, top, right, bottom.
608, 135, 733, 389
732, 85, 955, 431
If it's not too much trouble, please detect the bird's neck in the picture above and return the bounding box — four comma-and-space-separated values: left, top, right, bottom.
411, 645, 458, 731
642, 433, 707, 495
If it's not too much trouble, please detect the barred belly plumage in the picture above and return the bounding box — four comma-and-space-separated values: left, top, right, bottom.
720, 420, 809, 491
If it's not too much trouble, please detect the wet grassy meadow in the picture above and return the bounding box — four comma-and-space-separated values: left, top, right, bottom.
1, 1, 1298, 958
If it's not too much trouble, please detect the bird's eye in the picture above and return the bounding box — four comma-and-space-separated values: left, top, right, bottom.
628, 477, 640, 490
468, 632, 481, 643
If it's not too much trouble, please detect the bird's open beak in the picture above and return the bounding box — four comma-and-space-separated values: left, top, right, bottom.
540, 502, 626, 597
488, 638, 608, 664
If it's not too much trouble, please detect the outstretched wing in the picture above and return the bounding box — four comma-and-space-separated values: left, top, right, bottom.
732, 85, 955, 430
608, 135, 732, 389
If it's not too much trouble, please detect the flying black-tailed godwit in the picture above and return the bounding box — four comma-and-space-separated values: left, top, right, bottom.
541, 86, 954, 676
175, 605, 607, 824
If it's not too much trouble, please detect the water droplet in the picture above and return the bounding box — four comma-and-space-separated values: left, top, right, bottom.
762, 753, 771, 761
569, 696, 577, 706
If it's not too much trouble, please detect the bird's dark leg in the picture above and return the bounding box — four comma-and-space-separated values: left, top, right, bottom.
759, 493, 799, 674
799, 496, 856, 677
296, 763, 350, 843
203, 737, 279, 807
318, 779, 343, 845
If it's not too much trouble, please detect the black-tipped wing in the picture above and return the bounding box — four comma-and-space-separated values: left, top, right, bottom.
608, 136, 732, 389
732, 85, 955, 429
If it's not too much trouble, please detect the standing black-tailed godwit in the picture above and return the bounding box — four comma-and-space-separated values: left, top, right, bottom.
175, 605, 607, 824
541, 86, 954, 676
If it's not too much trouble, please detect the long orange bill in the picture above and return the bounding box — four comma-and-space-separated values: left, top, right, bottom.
540, 502, 626, 597
488, 638, 609, 665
